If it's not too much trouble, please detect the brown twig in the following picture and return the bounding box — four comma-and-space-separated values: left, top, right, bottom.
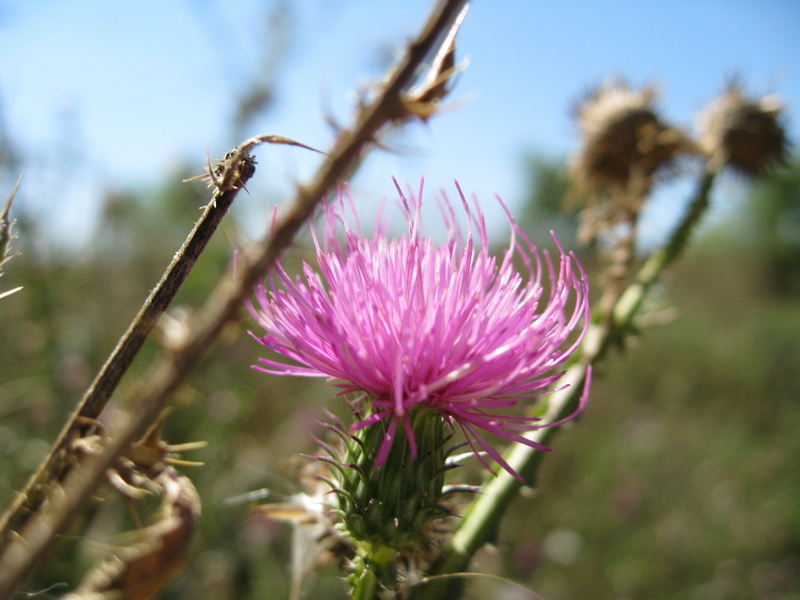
0, 146, 255, 551
0, 0, 470, 595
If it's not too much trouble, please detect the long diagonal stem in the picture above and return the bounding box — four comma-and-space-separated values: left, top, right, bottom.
0, 180, 244, 551
0, 0, 470, 596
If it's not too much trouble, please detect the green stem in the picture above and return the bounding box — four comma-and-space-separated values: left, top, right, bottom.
413, 366, 587, 600
350, 558, 380, 600
611, 168, 716, 338
411, 166, 719, 600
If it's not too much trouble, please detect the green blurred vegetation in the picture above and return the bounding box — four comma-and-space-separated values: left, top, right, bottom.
1, 147, 799, 600
494, 158, 800, 600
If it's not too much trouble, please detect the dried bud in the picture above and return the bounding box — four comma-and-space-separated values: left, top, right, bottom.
697, 82, 789, 177
571, 80, 691, 197
183, 134, 323, 195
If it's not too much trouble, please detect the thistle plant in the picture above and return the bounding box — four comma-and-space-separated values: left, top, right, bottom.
0, 1, 472, 596
410, 79, 791, 600
0, 1, 793, 598
247, 180, 590, 595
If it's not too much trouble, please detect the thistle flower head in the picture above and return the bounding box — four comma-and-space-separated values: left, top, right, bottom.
249, 179, 590, 480
697, 81, 789, 177
571, 79, 691, 196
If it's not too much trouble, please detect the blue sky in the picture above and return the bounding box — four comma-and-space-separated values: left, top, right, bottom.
1, 0, 798, 247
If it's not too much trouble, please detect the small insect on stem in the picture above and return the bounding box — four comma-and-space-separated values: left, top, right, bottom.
184, 134, 326, 201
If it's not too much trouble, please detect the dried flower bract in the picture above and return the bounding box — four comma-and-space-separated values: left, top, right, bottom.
697, 81, 789, 177
572, 80, 690, 195
570, 80, 693, 245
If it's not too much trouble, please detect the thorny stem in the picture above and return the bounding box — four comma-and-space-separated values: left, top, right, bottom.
0, 167, 247, 551
0, 0, 470, 596
411, 166, 719, 600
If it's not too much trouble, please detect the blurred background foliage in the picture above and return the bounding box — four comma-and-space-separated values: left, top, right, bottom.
1, 2, 799, 597
2, 150, 798, 599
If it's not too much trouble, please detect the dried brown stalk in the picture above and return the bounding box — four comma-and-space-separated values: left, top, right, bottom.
0, 0, 470, 596
0, 145, 256, 551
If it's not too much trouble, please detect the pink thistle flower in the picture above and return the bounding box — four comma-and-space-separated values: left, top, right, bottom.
248, 179, 591, 480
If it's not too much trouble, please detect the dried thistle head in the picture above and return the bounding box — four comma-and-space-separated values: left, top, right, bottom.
569, 80, 694, 247
697, 81, 789, 177
571, 80, 692, 198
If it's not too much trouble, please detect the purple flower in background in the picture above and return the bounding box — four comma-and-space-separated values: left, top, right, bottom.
249, 179, 590, 479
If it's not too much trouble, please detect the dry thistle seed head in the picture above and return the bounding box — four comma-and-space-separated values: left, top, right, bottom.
697, 82, 790, 177
571, 80, 691, 197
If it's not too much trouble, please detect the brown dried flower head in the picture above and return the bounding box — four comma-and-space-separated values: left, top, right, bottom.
572, 80, 691, 197
697, 82, 789, 177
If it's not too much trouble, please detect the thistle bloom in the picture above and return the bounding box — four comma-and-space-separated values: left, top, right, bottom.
249, 180, 590, 479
